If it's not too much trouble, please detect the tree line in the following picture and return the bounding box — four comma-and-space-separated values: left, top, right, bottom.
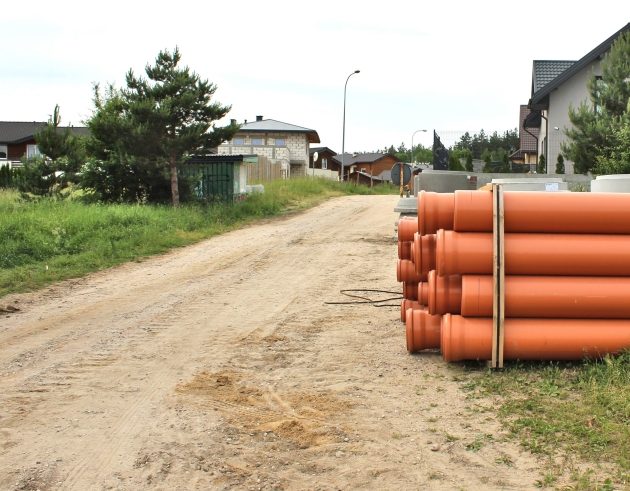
380, 128, 519, 172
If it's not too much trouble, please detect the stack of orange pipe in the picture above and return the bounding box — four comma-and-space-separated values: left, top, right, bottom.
396, 217, 421, 321
402, 190, 630, 362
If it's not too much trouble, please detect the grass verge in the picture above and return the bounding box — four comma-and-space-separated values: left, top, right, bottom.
459, 353, 630, 489
0, 178, 396, 297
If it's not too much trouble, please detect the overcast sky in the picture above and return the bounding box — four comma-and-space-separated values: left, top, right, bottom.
4, 1, 629, 152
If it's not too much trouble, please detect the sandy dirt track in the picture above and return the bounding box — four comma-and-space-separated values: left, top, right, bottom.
0, 195, 542, 490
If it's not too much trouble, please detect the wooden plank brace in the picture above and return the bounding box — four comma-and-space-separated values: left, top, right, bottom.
490, 184, 505, 369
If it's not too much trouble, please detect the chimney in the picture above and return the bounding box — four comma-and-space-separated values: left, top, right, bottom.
256, 115, 263, 121
230, 119, 236, 125
244, 119, 247, 124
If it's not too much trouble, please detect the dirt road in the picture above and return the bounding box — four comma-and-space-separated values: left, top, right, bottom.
0, 195, 541, 490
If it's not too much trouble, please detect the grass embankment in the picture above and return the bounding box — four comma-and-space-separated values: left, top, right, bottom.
460, 355, 630, 489
0, 178, 396, 297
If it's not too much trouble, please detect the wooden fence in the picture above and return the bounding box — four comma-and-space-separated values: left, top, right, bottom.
245, 155, 285, 183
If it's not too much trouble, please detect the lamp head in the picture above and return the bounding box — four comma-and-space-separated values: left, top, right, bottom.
354, 70, 360, 74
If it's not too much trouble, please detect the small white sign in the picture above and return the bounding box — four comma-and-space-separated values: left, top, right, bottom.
545, 182, 559, 192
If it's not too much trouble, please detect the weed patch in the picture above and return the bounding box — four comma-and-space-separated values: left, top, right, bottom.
0, 179, 395, 296
458, 353, 630, 488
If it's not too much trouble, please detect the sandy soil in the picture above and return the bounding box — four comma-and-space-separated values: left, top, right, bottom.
0, 194, 542, 490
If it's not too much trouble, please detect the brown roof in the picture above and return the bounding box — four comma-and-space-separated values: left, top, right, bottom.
519, 105, 539, 152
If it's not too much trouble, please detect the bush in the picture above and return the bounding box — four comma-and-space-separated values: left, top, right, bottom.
556, 154, 565, 174
18, 157, 59, 197
0, 165, 23, 188
465, 153, 473, 172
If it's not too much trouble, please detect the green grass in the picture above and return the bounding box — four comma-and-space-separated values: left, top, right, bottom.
0, 178, 396, 297
459, 353, 630, 488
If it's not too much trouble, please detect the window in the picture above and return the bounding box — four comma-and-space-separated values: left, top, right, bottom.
232, 137, 244, 145
251, 138, 263, 146
273, 138, 286, 147
322, 158, 328, 169
26, 144, 41, 159
0, 145, 7, 159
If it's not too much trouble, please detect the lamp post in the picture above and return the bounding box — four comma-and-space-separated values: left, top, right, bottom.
341, 69, 360, 182
410, 129, 427, 165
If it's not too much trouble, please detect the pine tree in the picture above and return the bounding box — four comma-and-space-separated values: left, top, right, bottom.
35, 105, 72, 163
87, 48, 238, 205
563, 31, 630, 174
465, 152, 473, 172
555, 153, 565, 174
482, 149, 492, 172
537, 154, 546, 174
34, 105, 85, 191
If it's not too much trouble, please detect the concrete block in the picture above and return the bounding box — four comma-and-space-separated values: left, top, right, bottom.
591, 174, 630, 193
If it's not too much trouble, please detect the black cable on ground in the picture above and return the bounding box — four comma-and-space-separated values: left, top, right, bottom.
325, 289, 403, 307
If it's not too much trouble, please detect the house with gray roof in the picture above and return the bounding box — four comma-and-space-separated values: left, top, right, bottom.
217, 116, 320, 178
523, 23, 629, 174
0, 121, 89, 166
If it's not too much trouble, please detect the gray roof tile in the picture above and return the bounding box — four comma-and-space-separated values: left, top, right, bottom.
532, 60, 575, 94
238, 118, 320, 143
531, 23, 630, 105
333, 152, 396, 165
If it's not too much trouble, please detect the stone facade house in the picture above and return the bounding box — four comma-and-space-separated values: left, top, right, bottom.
217, 116, 320, 178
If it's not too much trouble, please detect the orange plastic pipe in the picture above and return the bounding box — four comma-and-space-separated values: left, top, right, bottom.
397, 259, 424, 283
441, 314, 630, 361
406, 308, 442, 353
418, 190, 630, 234
412, 233, 436, 276
453, 190, 630, 233
436, 230, 630, 276
427, 270, 462, 315
398, 240, 412, 260
401, 299, 421, 322
456, 275, 630, 318
402, 282, 418, 300
417, 191, 455, 235
417, 281, 429, 306
398, 216, 418, 242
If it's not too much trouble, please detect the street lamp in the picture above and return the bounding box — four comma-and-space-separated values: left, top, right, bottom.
341, 69, 360, 182
411, 129, 427, 165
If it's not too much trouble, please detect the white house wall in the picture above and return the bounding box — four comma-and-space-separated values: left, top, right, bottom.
541, 59, 601, 174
